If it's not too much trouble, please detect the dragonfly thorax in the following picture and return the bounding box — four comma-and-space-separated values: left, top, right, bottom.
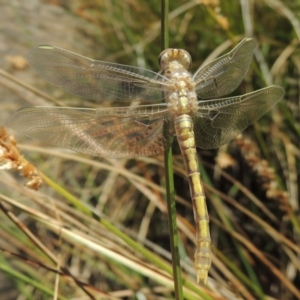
167, 90, 198, 115
161, 53, 197, 116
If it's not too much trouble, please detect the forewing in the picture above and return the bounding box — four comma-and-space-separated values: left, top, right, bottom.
27, 45, 170, 102
7, 105, 172, 158
193, 38, 256, 98
193, 86, 284, 149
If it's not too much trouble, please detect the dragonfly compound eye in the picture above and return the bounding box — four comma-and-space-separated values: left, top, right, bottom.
158, 49, 192, 70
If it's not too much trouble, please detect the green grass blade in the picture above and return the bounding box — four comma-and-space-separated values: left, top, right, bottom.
161, 0, 184, 298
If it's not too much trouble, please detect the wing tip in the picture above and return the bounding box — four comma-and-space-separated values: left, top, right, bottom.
268, 85, 285, 100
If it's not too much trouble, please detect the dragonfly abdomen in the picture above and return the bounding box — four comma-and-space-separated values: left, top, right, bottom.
175, 114, 211, 284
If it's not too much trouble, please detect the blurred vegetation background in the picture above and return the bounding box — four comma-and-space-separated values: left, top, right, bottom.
0, 0, 299, 299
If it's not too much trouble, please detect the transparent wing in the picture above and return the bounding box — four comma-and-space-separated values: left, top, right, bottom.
193, 38, 256, 99
7, 105, 173, 158
193, 86, 284, 149
27, 45, 170, 102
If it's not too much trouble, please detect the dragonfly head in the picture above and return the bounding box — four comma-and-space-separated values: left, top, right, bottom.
158, 49, 192, 71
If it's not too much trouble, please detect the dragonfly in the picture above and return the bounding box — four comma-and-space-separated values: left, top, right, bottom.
8, 37, 284, 284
